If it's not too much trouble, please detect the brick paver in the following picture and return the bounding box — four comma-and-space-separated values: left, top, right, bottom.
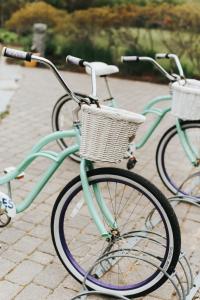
0, 59, 199, 300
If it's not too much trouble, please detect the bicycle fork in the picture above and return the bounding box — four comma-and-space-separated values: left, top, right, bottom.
80, 159, 118, 240
176, 119, 200, 167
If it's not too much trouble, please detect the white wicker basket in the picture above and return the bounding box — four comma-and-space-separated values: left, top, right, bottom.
171, 79, 200, 120
80, 105, 145, 163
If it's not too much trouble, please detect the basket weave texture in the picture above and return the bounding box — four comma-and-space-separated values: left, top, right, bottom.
172, 79, 200, 120
80, 105, 145, 163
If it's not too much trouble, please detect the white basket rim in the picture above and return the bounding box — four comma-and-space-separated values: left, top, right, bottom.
172, 79, 200, 95
81, 104, 146, 124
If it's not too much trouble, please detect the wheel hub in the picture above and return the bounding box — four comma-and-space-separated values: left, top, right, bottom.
111, 228, 120, 239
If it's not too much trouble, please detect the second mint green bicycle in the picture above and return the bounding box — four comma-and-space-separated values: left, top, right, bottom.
52, 54, 200, 199
0, 48, 181, 298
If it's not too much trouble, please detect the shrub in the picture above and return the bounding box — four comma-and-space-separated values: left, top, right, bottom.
0, 29, 19, 44
46, 34, 113, 65
6, 1, 68, 34
4, 1, 200, 79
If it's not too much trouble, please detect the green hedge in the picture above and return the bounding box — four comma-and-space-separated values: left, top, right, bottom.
46, 35, 113, 64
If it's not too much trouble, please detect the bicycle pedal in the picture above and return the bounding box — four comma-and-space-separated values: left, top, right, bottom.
4, 167, 25, 179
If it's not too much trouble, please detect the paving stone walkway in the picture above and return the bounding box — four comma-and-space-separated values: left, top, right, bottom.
0, 60, 199, 300
0, 55, 21, 114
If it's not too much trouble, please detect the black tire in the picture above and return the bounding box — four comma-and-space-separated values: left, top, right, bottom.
52, 93, 86, 162
156, 120, 200, 196
51, 167, 181, 298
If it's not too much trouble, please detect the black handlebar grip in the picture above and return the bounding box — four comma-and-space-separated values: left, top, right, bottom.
66, 55, 85, 67
2, 47, 33, 61
156, 53, 170, 59
121, 56, 140, 62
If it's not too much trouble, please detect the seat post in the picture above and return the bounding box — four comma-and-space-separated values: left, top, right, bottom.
104, 76, 113, 99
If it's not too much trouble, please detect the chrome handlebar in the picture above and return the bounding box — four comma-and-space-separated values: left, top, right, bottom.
121, 53, 185, 82
2, 48, 98, 104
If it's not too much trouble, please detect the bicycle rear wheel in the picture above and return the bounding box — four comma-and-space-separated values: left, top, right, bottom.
52, 93, 85, 162
156, 120, 200, 197
51, 168, 180, 298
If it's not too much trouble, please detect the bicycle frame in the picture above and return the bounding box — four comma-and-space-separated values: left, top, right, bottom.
0, 48, 117, 239
136, 95, 171, 149
0, 126, 115, 239
137, 95, 199, 165
118, 54, 200, 166
0, 130, 78, 213
108, 93, 199, 165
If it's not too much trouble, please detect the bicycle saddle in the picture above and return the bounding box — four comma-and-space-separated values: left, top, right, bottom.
85, 62, 119, 77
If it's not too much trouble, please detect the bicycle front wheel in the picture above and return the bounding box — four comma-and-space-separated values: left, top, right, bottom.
51, 168, 180, 298
156, 120, 200, 197
52, 93, 84, 162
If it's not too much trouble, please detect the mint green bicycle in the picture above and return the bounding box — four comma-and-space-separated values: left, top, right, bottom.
52, 54, 200, 199
1, 48, 181, 298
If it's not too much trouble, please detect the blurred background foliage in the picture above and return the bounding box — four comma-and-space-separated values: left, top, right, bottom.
0, 0, 199, 80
